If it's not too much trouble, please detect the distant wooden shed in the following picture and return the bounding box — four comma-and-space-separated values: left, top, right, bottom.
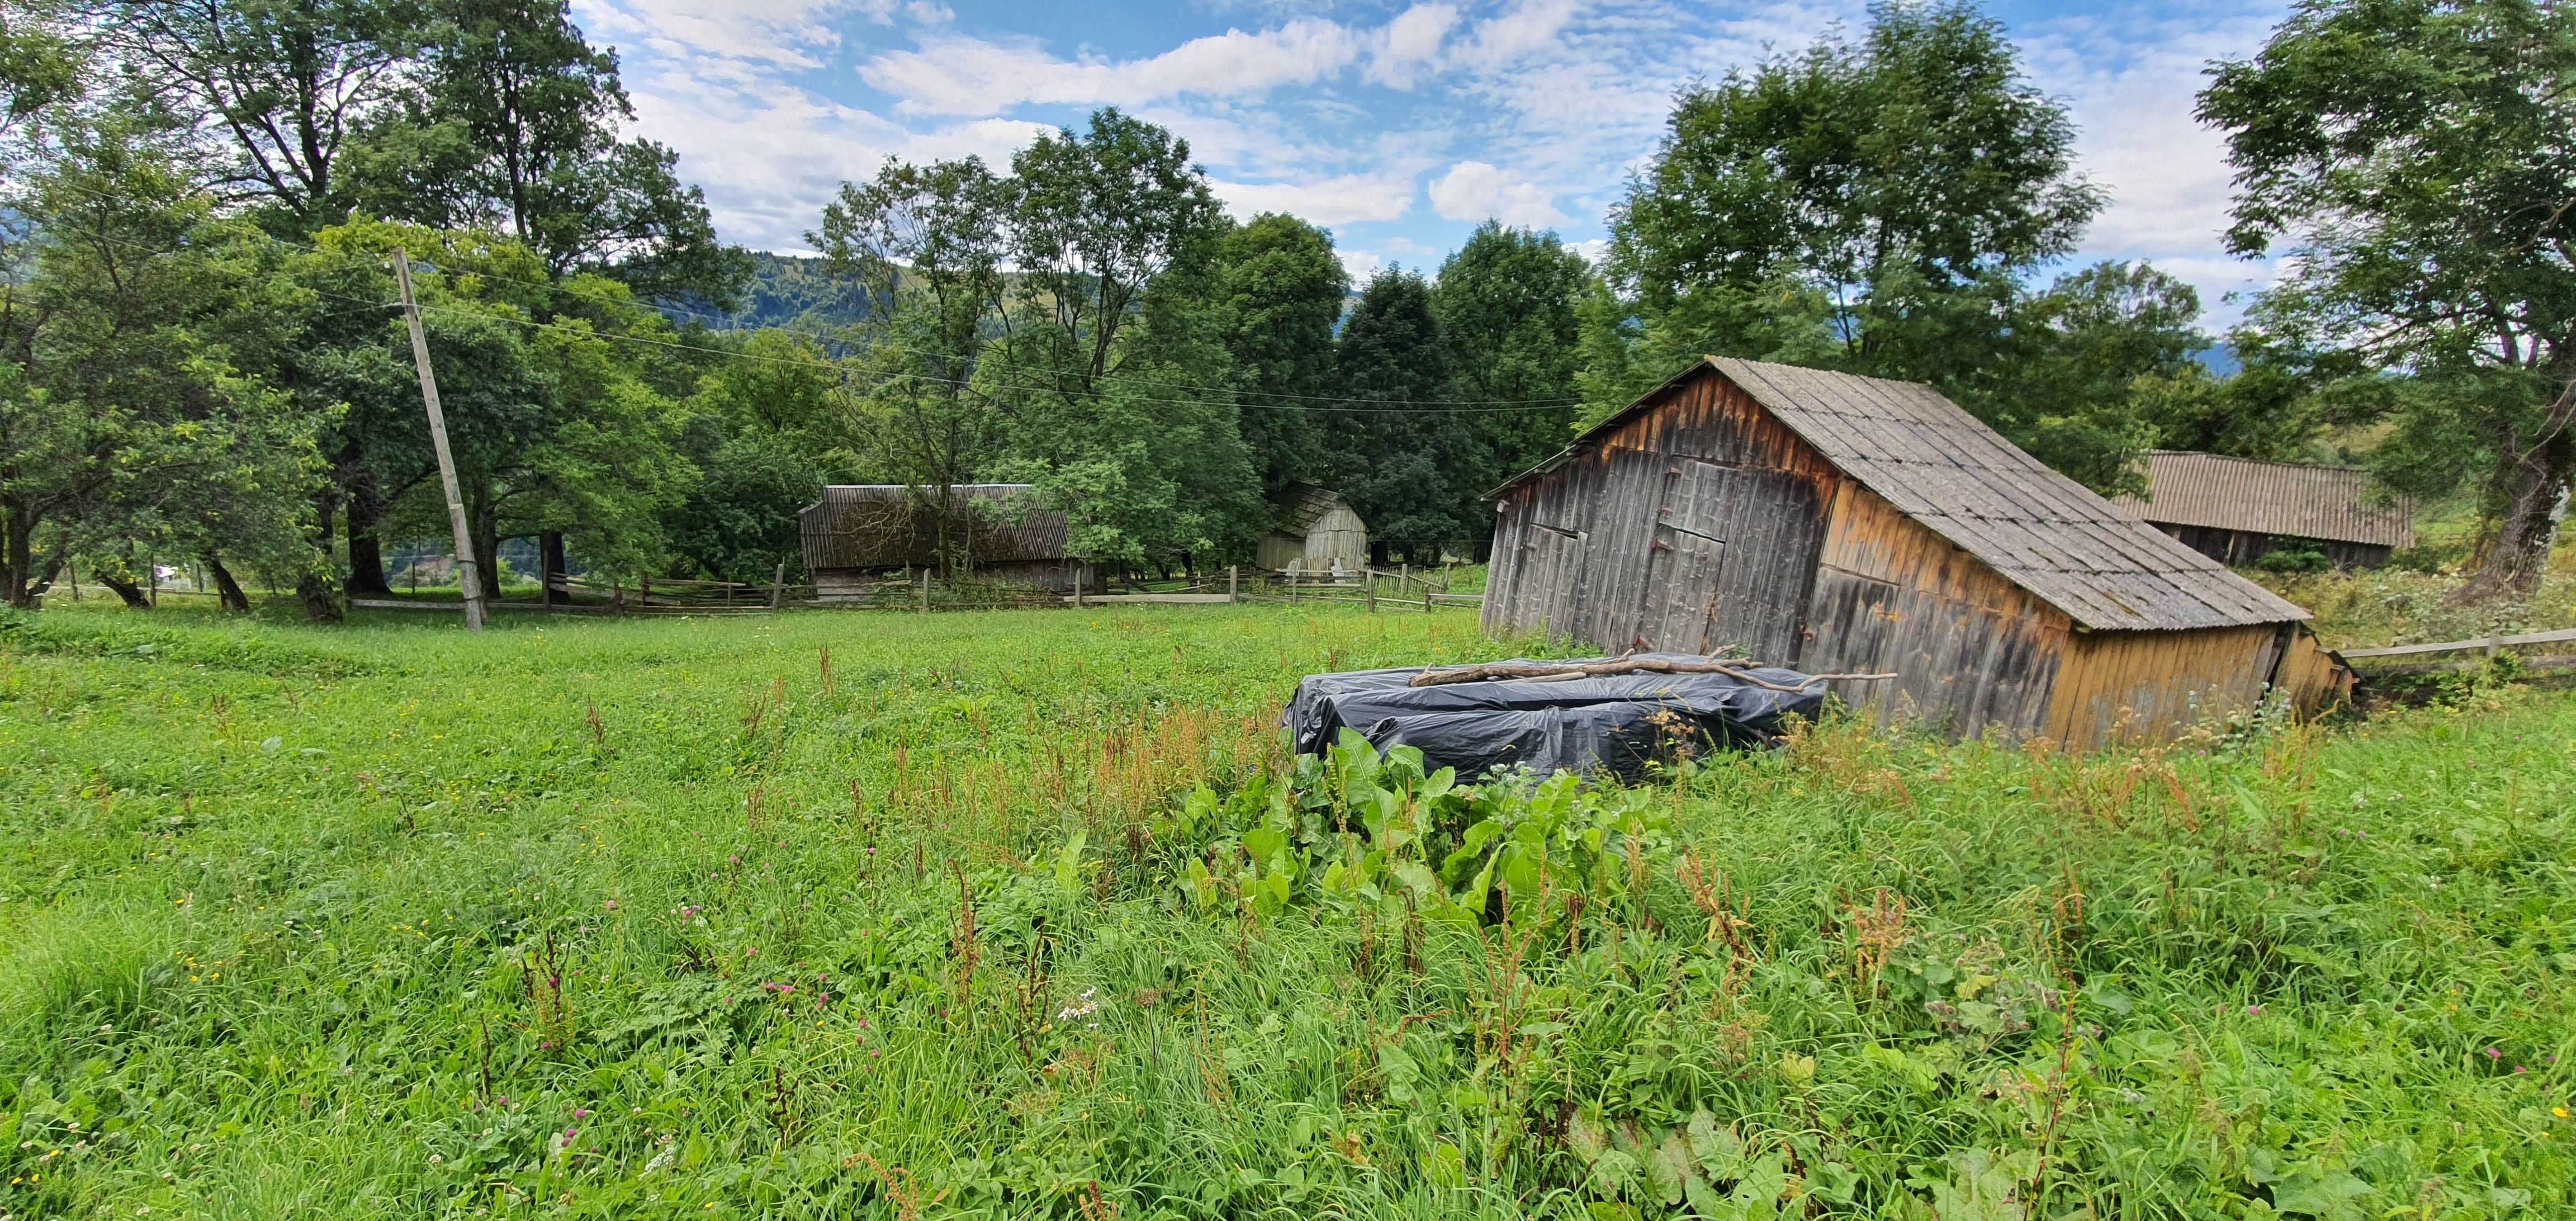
2112, 450, 2414, 569
799, 484, 1082, 599
1258, 485, 1370, 573
1482, 358, 2347, 748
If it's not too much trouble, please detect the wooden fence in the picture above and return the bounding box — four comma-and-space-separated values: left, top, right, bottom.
2340, 626, 2576, 675
342, 562, 1484, 619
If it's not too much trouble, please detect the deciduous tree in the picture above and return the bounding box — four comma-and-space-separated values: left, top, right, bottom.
2199, 0, 2576, 600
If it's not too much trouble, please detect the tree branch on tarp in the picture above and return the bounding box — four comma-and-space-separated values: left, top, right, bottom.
1408, 654, 1899, 692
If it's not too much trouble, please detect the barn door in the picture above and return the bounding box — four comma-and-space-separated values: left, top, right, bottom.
1637, 523, 1726, 651
1518, 522, 1589, 638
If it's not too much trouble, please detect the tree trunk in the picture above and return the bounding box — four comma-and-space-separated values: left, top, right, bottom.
97, 571, 151, 609
540, 531, 569, 604
344, 460, 392, 595
25, 555, 61, 605
468, 497, 502, 602
203, 554, 252, 613
1, 501, 35, 609
297, 570, 343, 623
2454, 377, 2576, 604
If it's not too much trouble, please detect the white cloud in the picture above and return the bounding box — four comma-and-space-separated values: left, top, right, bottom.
1366, 3, 1461, 87
2014, 4, 2288, 324
1428, 160, 1569, 228
1338, 248, 1387, 280
862, 21, 1363, 115
1568, 236, 1611, 266
1455, 0, 1580, 69
1213, 173, 1418, 226
574, 0, 907, 69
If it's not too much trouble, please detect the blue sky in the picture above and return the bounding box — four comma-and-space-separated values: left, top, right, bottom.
569, 0, 2293, 322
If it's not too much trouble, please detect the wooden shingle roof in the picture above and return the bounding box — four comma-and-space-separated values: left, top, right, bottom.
1497, 358, 2309, 632
2112, 451, 2414, 549
1272, 484, 1353, 534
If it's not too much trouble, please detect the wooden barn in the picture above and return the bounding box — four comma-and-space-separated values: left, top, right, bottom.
799, 484, 1085, 599
1481, 358, 2347, 748
1258, 484, 1370, 574
2113, 450, 2414, 569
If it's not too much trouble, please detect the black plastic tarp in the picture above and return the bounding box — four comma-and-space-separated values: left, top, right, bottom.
1282, 654, 1828, 783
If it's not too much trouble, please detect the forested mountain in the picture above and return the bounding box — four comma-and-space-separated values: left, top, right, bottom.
689, 252, 874, 333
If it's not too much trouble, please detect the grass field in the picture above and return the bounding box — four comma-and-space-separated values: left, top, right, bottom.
1, 601, 2570, 1219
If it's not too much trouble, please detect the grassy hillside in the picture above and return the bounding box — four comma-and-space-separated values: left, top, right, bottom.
1, 603, 2568, 1218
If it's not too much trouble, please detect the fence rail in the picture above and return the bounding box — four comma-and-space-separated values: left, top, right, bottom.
340, 564, 1484, 618
2341, 626, 2576, 660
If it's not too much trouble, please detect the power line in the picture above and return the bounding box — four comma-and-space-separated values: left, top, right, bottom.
309, 283, 1576, 416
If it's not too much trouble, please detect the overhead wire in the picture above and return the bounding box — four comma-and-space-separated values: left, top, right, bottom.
25, 177, 1590, 413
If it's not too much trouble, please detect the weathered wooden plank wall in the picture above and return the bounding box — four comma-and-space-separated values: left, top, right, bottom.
1484, 375, 1836, 656
2044, 624, 2285, 745
2153, 523, 2394, 570
1800, 482, 2070, 740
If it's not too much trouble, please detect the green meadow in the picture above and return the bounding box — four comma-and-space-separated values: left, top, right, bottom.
1, 602, 2569, 1219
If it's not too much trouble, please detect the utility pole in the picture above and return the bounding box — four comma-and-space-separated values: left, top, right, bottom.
392, 248, 485, 632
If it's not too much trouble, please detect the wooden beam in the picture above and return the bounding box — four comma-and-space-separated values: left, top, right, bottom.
391, 248, 485, 633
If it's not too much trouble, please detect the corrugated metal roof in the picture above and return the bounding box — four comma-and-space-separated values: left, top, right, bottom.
2111, 450, 2414, 549
799, 484, 1068, 569
1494, 358, 2309, 632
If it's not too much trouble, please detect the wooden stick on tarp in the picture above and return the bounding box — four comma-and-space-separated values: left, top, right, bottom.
1408, 653, 1898, 693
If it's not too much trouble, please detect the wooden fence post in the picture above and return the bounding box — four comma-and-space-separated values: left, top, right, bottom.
770, 561, 787, 610
920, 567, 931, 613
1365, 569, 1377, 613
1228, 565, 1239, 603
1073, 564, 1085, 608
1289, 562, 1301, 604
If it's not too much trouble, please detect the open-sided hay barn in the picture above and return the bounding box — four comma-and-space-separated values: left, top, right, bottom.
1257, 485, 1370, 573
799, 484, 1081, 599
1482, 358, 2347, 748
2113, 450, 2414, 569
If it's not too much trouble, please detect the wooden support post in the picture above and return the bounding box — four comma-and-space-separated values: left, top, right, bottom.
1073, 563, 1085, 608
1228, 564, 1239, 604
920, 567, 931, 613
1365, 569, 1377, 612
391, 248, 485, 633
1289, 562, 1301, 604
146, 553, 158, 608
770, 561, 787, 610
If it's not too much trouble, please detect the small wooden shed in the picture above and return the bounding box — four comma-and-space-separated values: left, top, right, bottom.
1483, 358, 2347, 748
1258, 485, 1370, 573
2112, 451, 2414, 569
799, 484, 1083, 599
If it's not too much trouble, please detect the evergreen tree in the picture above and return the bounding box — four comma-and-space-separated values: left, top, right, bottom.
1327, 269, 1468, 560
